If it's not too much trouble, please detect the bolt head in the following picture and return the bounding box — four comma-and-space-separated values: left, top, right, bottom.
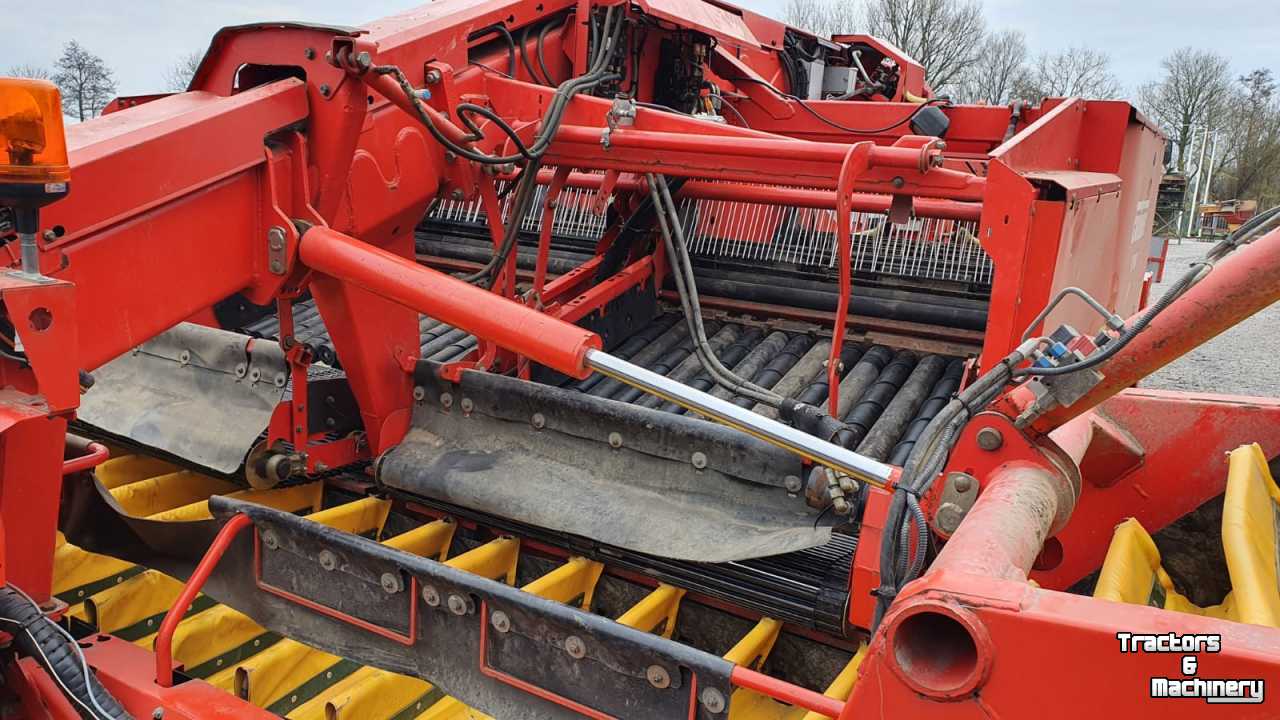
425, 68, 442, 84
447, 593, 472, 616
646, 664, 671, 689
450, 188, 464, 201
422, 585, 441, 607
700, 687, 726, 714
532, 413, 546, 429
380, 572, 403, 594
491, 611, 511, 633
949, 472, 975, 494
304, 47, 316, 60
936, 501, 965, 534
975, 427, 1004, 451
440, 392, 453, 409
784, 475, 803, 493
608, 431, 623, 448
413, 386, 426, 401
319, 84, 331, 97
318, 550, 338, 571
691, 451, 708, 470
564, 635, 586, 659
460, 397, 474, 413
261, 529, 280, 551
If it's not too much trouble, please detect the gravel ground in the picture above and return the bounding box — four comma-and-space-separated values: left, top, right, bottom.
1124, 239, 1278, 604
1142, 240, 1280, 397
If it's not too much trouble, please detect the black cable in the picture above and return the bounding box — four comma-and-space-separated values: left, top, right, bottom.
455, 102, 533, 160
468, 24, 517, 79
537, 19, 558, 86
519, 25, 541, 84
729, 74, 951, 135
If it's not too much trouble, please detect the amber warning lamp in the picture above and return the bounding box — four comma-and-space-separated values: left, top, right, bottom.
0, 77, 70, 277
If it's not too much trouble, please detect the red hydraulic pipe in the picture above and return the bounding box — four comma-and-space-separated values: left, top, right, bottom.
62, 440, 108, 476
1030, 225, 1280, 433
530, 171, 984, 221
731, 666, 846, 718
156, 513, 254, 687
928, 463, 1068, 581
299, 226, 601, 378
360, 71, 477, 150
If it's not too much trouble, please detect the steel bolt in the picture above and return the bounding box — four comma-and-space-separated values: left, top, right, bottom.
450, 188, 464, 201
440, 392, 453, 409
447, 593, 472, 616
564, 635, 586, 659
691, 451, 708, 470
234, 363, 247, 378
491, 611, 511, 633
531, 413, 546, 429
608, 432, 623, 448
460, 397, 474, 413
700, 687, 726, 714
413, 386, 426, 402
315, 462, 329, 473
380, 572, 403, 594
935, 502, 965, 534
318, 550, 338, 571
891, 176, 905, 189
178, 350, 191, 365
646, 664, 671, 689
267, 227, 286, 250
319, 84, 331, 98
422, 585, 441, 607
153, 709, 165, 720
425, 68, 442, 84
784, 475, 803, 493
304, 47, 316, 60
270, 260, 284, 274
262, 529, 280, 551
949, 472, 975, 494
975, 427, 1004, 451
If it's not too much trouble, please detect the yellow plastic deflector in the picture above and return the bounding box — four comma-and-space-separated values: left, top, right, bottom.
1093, 518, 1232, 617
1222, 443, 1280, 627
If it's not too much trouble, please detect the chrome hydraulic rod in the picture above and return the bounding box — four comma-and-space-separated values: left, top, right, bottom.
585, 349, 896, 488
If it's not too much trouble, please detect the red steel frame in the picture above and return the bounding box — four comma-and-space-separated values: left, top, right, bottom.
0, 0, 1276, 716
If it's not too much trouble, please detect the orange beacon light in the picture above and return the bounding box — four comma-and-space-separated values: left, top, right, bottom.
0, 77, 71, 277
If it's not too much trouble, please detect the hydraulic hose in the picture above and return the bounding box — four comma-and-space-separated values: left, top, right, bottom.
0, 586, 132, 719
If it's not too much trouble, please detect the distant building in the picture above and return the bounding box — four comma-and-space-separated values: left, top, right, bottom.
1197, 199, 1257, 237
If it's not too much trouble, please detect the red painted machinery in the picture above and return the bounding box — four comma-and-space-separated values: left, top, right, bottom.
0, 0, 1278, 717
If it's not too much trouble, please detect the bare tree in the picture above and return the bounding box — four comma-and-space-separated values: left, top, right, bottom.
864, 0, 986, 91
951, 29, 1027, 104
1138, 48, 1232, 172
1015, 47, 1121, 101
6, 64, 53, 80
53, 41, 117, 121
164, 51, 203, 92
1212, 70, 1280, 206
783, 0, 860, 39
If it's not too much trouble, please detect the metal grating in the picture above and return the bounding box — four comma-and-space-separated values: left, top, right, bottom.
424, 177, 992, 286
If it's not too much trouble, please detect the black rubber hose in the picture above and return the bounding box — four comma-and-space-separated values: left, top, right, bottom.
0, 586, 132, 719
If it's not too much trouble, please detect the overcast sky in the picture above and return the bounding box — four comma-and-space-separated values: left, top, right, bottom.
6, 0, 1280, 99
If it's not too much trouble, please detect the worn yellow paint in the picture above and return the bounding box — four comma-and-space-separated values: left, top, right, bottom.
383, 519, 456, 561
109, 470, 239, 517
134, 604, 264, 669
84, 570, 185, 633
222, 639, 344, 707
287, 666, 430, 720
305, 496, 393, 538
51, 533, 136, 599
444, 538, 520, 584
520, 556, 604, 609
149, 481, 325, 522
95, 454, 178, 490
616, 583, 685, 638
796, 644, 868, 720
1095, 518, 1234, 618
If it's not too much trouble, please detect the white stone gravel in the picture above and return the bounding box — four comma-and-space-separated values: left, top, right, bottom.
1141, 240, 1279, 397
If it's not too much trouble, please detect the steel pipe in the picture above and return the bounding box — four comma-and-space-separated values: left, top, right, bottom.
585, 349, 896, 488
